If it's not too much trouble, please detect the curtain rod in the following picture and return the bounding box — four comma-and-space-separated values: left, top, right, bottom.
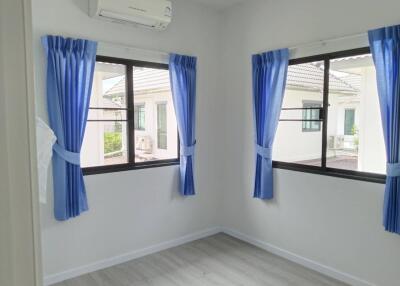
98, 40, 171, 57
100, 31, 367, 56
52, 33, 198, 58
288, 32, 367, 51
256, 31, 367, 54
97, 40, 196, 58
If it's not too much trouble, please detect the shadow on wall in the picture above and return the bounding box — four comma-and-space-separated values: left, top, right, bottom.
169, 165, 184, 200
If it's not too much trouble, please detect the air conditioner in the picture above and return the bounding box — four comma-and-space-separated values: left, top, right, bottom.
328, 135, 344, 149
89, 0, 172, 31
136, 135, 153, 153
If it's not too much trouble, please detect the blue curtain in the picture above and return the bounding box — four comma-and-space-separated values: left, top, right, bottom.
42, 35, 97, 220
252, 49, 289, 199
369, 25, 400, 234
169, 54, 197, 196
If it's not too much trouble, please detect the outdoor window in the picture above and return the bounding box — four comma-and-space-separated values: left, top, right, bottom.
157, 103, 168, 150
134, 104, 145, 131
273, 48, 386, 183
302, 101, 322, 132
81, 56, 179, 174
344, 109, 355, 135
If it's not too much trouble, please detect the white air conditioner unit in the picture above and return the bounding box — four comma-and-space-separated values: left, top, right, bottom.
89, 0, 172, 31
136, 135, 153, 153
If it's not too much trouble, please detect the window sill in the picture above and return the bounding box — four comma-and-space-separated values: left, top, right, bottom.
272, 161, 386, 184
82, 160, 180, 176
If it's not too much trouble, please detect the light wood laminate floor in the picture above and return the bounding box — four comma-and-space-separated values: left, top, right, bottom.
54, 233, 348, 286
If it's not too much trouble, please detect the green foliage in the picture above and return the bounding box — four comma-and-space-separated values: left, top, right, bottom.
104, 132, 122, 154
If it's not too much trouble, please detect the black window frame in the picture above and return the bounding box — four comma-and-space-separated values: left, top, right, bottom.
273, 47, 386, 184
83, 55, 180, 176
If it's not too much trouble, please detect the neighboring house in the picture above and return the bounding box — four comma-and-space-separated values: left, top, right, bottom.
273, 54, 386, 173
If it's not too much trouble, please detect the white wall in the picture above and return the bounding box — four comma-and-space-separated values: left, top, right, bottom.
220, 1, 400, 286
32, 0, 224, 279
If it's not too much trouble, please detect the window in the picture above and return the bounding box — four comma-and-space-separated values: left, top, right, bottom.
134, 104, 145, 130
157, 103, 167, 150
344, 109, 355, 135
273, 48, 386, 183
81, 56, 179, 174
302, 101, 322, 132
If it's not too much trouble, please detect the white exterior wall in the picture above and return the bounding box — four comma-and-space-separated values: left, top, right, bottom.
358, 67, 386, 173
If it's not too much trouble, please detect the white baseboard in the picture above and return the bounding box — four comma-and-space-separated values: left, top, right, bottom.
221, 227, 375, 286
44, 227, 221, 286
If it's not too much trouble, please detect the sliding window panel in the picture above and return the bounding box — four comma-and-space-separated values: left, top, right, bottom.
326, 53, 385, 173
273, 61, 324, 166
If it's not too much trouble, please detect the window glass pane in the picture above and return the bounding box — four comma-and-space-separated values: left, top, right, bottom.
327, 54, 385, 173
87, 109, 127, 121
90, 62, 126, 108
81, 121, 128, 167
273, 61, 324, 166
133, 67, 178, 163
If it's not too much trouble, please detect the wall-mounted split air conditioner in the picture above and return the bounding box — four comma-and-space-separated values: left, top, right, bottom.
89, 0, 172, 31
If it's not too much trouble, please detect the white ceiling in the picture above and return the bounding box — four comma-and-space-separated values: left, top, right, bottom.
186, 0, 245, 10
